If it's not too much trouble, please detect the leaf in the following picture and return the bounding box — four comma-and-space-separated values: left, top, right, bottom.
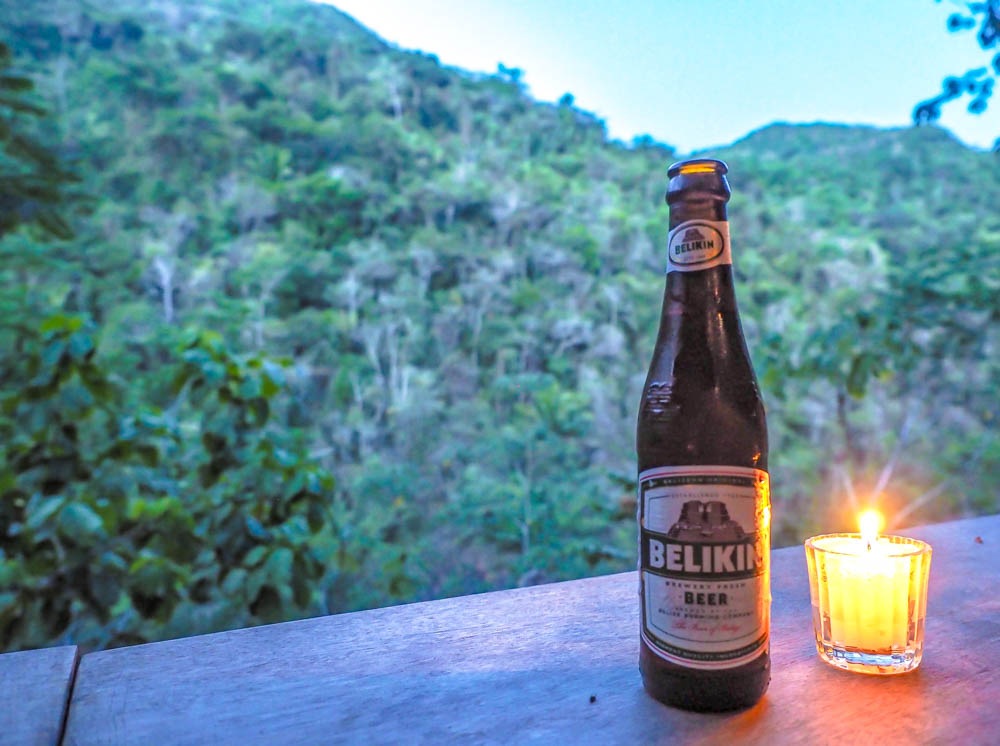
263, 547, 293, 587
243, 545, 268, 567
245, 516, 270, 540
246, 567, 266, 603
222, 568, 248, 595
260, 360, 285, 397
68, 332, 94, 360
40, 340, 67, 370
126, 497, 147, 521
58, 502, 106, 539
100, 551, 129, 572
0, 591, 19, 614
40, 315, 83, 334
89, 570, 121, 610
26, 496, 65, 531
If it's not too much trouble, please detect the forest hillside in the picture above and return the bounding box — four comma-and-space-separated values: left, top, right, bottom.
1, 0, 997, 650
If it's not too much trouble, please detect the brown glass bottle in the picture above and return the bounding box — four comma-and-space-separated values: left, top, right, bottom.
636, 159, 770, 712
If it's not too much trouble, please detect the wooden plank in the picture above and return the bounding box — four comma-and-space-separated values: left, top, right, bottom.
63, 515, 1000, 745
0, 645, 79, 746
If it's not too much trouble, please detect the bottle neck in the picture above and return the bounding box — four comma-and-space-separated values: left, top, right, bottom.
647, 207, 755, 406
653, 199, 749, 388
663, 264, 739, 316
668, 199, 727, 229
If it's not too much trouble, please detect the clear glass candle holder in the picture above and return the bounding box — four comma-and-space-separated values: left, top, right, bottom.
805, 533, 932, 675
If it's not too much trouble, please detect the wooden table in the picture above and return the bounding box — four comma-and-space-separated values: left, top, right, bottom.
0, 645, 78, 746
8, 515, 998, 744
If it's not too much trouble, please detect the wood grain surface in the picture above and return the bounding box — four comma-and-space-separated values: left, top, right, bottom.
0, 645, 79, 746
62, 515, 1000, 745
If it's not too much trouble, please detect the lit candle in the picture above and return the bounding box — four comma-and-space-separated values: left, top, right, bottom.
804, 510, 932, 674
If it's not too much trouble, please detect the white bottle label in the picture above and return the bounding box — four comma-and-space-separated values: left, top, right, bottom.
666, 219, 732, 273
638, 465, 770, 669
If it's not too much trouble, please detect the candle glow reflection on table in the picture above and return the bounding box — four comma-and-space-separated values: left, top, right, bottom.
805, 510, 932, 674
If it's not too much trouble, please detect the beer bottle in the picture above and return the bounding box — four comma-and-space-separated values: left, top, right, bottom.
636, 158, 770, 712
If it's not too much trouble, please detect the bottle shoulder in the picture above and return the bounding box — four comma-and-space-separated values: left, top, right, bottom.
638, 264, 766, 471
637, 376, 767, 472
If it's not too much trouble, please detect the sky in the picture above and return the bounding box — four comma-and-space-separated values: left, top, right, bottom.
323, 0, 999, 154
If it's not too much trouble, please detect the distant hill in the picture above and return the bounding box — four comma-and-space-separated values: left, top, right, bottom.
2, 0, 997, 648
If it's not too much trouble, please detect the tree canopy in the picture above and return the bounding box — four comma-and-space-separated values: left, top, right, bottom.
1, 0, 998, 651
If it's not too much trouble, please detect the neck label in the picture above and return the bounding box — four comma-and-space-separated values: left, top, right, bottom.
667, 219, 732, 273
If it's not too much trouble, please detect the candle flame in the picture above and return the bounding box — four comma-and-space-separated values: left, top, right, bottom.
859, 509, 881, 550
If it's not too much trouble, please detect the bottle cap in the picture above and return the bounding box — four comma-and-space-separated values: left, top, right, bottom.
667, 158, 728, 178
666, 159, 730, 205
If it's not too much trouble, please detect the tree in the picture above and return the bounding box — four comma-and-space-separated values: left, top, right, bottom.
0, 324, 339, 649
0, 41, 80, 240
914, 1, 1000, 147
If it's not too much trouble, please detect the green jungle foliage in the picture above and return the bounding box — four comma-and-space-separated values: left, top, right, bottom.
1, 0, 998, 651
